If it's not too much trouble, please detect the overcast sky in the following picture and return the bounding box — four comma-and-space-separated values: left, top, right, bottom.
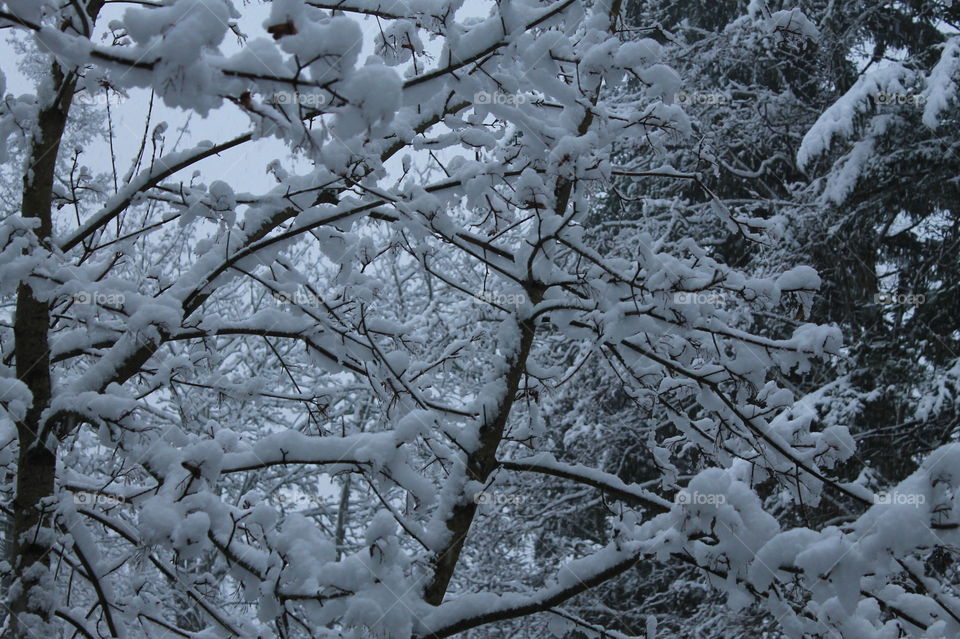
2, 0, 490, 200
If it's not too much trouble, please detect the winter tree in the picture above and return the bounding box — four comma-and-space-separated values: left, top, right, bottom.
0, 1, 958, 638
525, 1, 960, 635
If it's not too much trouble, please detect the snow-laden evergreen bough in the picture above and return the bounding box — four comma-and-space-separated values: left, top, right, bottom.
0, 1, 957, 638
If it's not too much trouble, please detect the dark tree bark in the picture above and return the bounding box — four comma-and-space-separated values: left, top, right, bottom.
5, 2, 105, 633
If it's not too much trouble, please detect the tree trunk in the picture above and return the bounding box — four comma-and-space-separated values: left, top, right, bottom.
422, 301, 540, 605
5, 60, 75, 639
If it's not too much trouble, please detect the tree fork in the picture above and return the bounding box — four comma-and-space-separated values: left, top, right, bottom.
421, 0, 620, 606
422, 285, 543, 605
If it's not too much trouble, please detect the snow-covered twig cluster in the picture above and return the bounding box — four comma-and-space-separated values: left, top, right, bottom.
0, 1, 958, 638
